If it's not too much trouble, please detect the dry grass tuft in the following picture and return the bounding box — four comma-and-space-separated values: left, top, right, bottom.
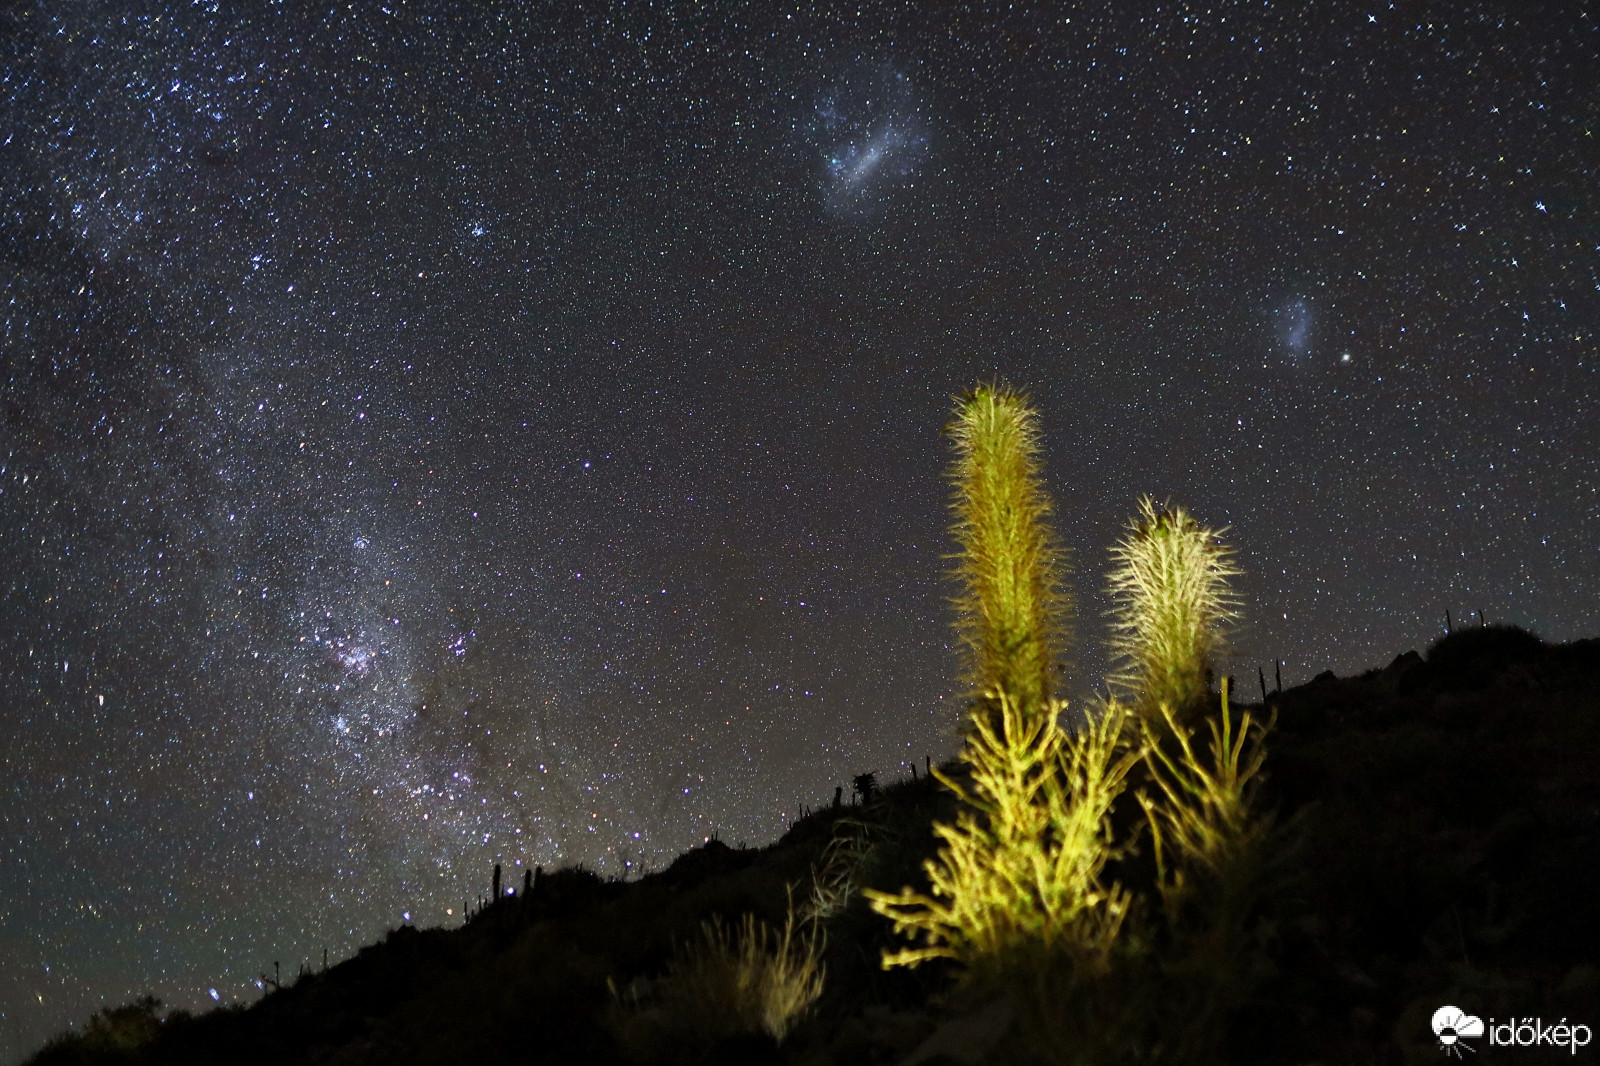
800, 818, 872, 925
655, 910, 825, 1043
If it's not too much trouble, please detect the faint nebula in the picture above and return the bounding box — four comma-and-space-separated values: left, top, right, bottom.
1274, 298, 1314, 358
808, 62, 931, 216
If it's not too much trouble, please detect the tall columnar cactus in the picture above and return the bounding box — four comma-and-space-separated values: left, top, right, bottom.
1106, 497, 1240, 726
867, 382, 1137, 988
870, 408, 1272, 1061
944, 383, 1071, 726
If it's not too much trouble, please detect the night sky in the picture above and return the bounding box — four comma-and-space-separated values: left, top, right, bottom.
1, 1, 1596, 1057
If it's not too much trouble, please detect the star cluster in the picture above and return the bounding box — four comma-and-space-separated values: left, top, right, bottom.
1, 2, 1596, 1058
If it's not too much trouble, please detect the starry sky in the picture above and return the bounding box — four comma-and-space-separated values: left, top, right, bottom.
1, 0, 1596, 1057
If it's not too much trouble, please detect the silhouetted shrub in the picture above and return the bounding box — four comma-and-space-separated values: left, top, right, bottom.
1426, 623, 1544, 670
27, 996, 166, 1065
656, 838, 757, 891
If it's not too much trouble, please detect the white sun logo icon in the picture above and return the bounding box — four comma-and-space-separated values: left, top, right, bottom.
1432, 1006, 1484, 1057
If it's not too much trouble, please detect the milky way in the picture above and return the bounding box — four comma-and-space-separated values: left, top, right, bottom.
1, 3, 1596, 1059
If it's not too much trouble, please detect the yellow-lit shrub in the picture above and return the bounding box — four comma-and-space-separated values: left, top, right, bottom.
1139, 683, 1273, 899
865, 692, 1141, 978
1134, 680, 1281, 1063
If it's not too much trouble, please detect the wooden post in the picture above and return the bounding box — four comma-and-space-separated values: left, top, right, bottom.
832, 786, 843, 809
1258, 666, 1268, 703
1446, 609, 1453, 633
1275, 660, 1282, 694
493, 863, 501, 903
524, 868, 533, 894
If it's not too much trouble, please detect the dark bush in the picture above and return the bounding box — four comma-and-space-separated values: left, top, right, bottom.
1426, 623, 1544, 669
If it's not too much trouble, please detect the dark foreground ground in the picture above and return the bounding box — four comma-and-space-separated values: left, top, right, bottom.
28, 626, 1600, 1065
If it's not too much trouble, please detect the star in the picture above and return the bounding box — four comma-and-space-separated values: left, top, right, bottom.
2, 2, 1591, 1047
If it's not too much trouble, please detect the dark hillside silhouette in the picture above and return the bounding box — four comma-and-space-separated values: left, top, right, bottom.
28, 628, 1600, 1065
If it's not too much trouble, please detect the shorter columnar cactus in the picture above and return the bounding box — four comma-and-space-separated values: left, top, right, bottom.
1106, 497, 1240, 726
